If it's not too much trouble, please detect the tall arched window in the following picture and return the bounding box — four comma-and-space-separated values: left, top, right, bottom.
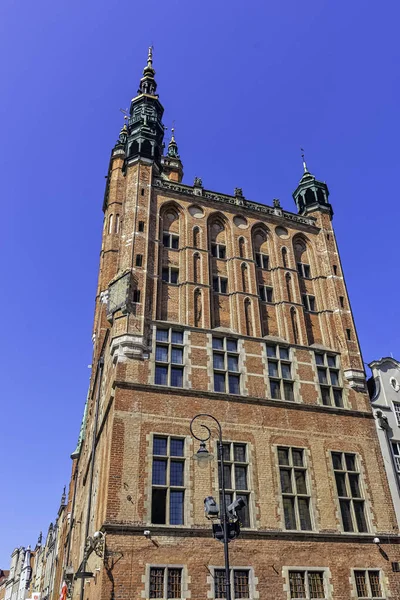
239, 237, 245, 258
244, 298, 253, 336
162, 207, 180, 249
108, 214, 113, 234
193, 253, 201, 283
290, 307, 299, 345
194, 289, 202, 327
252, 227, 270, 269
282, 247, 288, 268
241, 263, 248, 293
115, 214, 120, 234
209, 217, 227, 258
285, 273, 292, 302
193, 226, 200, 248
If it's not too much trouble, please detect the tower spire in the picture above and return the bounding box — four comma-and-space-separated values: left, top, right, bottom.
138, 46, 157, 96
301, 147, 309, 174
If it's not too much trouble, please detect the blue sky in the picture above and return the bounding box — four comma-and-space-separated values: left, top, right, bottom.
0, 0, 399, 566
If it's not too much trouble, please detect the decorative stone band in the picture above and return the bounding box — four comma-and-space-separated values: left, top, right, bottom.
153, 178, 317, 228
344, 369, 367, 391
110, 334, 147, 363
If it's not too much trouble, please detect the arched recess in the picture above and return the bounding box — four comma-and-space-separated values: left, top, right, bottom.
241, 263, 248, 293
158, 202, 183, 322
285, 273, 293, 302
193, 253, 201, 284
194, 288, 202, 328
208, 213, 228, 256
252, 224, 270, 269
193, 226, 200, 248
108, 214, 113, 234
239, 237, 246, 258
208, 212, 231, 329
290, 307, 299, 345
244, 298, 253, 336
282, 247, 288, 268
305, 188, 316, 205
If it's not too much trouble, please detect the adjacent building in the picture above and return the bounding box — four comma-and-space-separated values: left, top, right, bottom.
368, 357, 400, 528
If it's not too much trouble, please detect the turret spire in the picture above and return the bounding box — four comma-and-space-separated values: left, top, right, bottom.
167, 127, 180, 158
138, 46, 157, 96
301, 147, 309, 174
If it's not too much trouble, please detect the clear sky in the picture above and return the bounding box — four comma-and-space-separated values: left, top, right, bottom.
1, 0, 399, 566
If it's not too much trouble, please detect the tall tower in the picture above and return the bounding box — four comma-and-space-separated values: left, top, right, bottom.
65, 51, 400, 600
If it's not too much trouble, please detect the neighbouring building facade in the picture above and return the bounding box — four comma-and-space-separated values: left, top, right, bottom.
21, 49, 400, 599
368, 357, 400, 529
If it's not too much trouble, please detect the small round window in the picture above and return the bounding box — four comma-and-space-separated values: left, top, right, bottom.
390, 377, 400, 392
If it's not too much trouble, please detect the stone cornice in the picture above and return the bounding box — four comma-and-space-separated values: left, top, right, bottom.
113, 380, 374, 420
153, 178, 318, 229
102, 523, 399, 544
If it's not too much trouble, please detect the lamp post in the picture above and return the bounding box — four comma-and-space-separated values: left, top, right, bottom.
190, 413, 232, 600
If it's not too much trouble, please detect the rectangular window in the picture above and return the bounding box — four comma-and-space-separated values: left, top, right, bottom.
255, 252, 269, 269
211, 243, 226, 259
213, 276, 228, 294
162, 267, 179, 284
163, 232, 179, 249
302, 294, 316, 312
333, 264, 338, 275
218, 442, 250, 527
138, 221, 145, 232
278, 447, 312, 530
151, 436, 185, 525
155, 328, 184, 388
392, 442, 400, 474
346, 328, 352, 340
297, 263, 311, 278
288, 570, 326, 599
266, 344, 294, 401
149, 566, 183, 598
315, 352, 343, 407
339, 296, 344, 308
213, 337, 240, 394
214, 569, 250, 599
354, 570, 383, 599
332, 452, 368, 532
136, 254, 143, 267
132, 290, 141, 303
259, 285, 273, 303
394, 403, 400, 426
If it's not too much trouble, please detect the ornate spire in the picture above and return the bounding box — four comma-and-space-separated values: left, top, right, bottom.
138, 46, 157, 96
167, 128, 180, 158
37, 531, 43, 546
292, 153, 332, 217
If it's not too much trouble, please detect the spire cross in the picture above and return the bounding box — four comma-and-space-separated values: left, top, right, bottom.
300, 147, 309, 173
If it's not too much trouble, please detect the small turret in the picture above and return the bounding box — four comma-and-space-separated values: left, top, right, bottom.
292, 151, 332, 217
162, 128, 184, 182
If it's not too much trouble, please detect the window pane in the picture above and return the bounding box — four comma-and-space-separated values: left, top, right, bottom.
280, 347, 289, 360
233, 444, 246, 462
170, 367, 183, 387
318, 368, 328, 384
219, 245, 226, 259
332, 452, 343, 470
333, 389, 343, 407
228, 355, 239, 372
167, 568, 182, 599
234, 570, 249, 599
330, 370, 339, 386
283, 497, 296, 529
229, 374, 240, 394
292, 449, 304, 467
289, 571, 306, 599
220, 278, 228, 293
155, 365, 168, 386
170, 438, 184, 457
335, 473, 347, 497
171, 235, 179, 249
266, 345, 276, 358
156, 345, 168, 362
169, 490, 184, 524
321, 387, 331, 406
268, 361, 279, 377
280, 469, 293, 494
284, 382, 295, 401
214, 373, 226, 392
153, 436, 167, 456
213, 337, 224, 350
295, 470, 307, 494
150, 567, 164, 599
368, 571, 382, 598
308, 572, 325, 598
281, 363, 291, 379
152, 488, 167, 524
170, 461, 184, 486
239, 495, 250, 527
327, 355, 336, 367
339, 499, 354, 531
214, 570, 226, 599
152, 459, 167, 485
270, 380, 281, 399
156, 329, 169, 342
355, 571, 368, 598
227, 339, 237, 352
303, 264, 311, 278
298, 497, 312, 530
349, 474, 361, 498
235, 465, 248, 490
162, 268, 169, 282
315, 353, 324, 365
278, 447, 290, 466
345, 454, 357, 471
171, 347, 183, 364
163, 233, 170, 246
262, 255, 269, 269
213, 277, 219, 292
170, 269, 178, 284
222, 443, 231, 461
354, 501, 368, 532
171, 330, 183, 344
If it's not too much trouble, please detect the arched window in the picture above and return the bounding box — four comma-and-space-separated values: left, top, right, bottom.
305, 188, 316, 205
108, 214, 113, 234
193, 253, 201, 283
241, 263, 248, 293
209, 215, 227, 258
285, 273, 292, 302
162, 207, 180, 249
293, 236, 311, 278
239, 237, 245, 258
193, 227, 200, 248
194, 289, 202, 328
244, 298, 253, 336
282, 247, 288, 268
290, 307, 299, 345
252, 227, 269, 269
115, 214, 120, 234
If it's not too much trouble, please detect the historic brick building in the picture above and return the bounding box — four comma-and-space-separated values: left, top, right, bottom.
65, 49, 400, 600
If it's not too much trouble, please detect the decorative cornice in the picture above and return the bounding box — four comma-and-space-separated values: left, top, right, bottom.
153, 178, 317, 228
102, 523, 400, 544
112, 380, 374, 420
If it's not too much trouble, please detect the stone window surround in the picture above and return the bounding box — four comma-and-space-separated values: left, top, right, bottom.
349, 568, 387, 599
142, 564, 190, 599
312, 351, 347, 410
206, 566, 259, 600
149, 326, 191, 389
282, 566, 333, 600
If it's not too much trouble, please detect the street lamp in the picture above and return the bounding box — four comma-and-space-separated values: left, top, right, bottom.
190, 413, 232, 600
